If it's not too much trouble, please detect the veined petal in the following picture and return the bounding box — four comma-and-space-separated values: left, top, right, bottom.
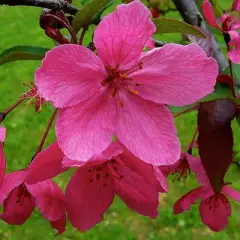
116, 92, 180, 166
199, 193, 231, 232
1, 186, 35, 225
130, 44, 218, 106
222, 185, 240, 202
65, 167, 115, 231
174, 186, 213, 214
0, 170, 27, 205
56, 90, 117, 161
26, 142, 66, 184
35, 44, 107, 108
94, 0, 155, 70
26, 180, 66, 222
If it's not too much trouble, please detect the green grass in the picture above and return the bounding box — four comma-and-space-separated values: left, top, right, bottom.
1, 1, 240, 239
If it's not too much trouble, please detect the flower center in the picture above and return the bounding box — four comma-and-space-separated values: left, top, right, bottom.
16, 183, 32, 206
173, 159, 191, 181
204, 193, 229, 212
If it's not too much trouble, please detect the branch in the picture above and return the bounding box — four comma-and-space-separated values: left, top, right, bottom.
0, 0, 79, 15
172, 0, 228, 72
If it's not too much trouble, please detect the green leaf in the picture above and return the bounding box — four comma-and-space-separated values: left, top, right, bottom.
81, 0, 90, 5
72, 0, 114, 33
168, 104, 195, 114
152, 18, 206, 38
199, 83, 234, 103
0, 46, 49, 66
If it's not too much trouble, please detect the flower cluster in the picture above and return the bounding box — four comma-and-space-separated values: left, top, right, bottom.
3, 0, 240, 236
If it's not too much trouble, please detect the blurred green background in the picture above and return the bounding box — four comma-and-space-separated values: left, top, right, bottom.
1, 0, 240, 239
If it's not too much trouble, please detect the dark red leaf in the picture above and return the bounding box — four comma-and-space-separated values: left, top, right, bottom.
197, 100, 235, 192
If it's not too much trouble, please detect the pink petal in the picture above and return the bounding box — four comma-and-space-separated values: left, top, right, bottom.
56, 90, 117, 161
50, 215, 66, 235
232, 0, 240, 13
35, 44, 107, 108
199, 193, 231, 232
26, 180, 65, 222
116, 92, 180, 165
202, 0, 220, 29
110, 161, 159, 218
26, 142, 66, 184
94, 0, 155, 70
0, 126, 6, 142
130, 44, 218, 106
65, 166, 115, 231
145, 38, 155, 50
222, 185, 240, 202
0, 145, 6, 186
174, 186, 213, 214
0, 170, 27, 204
154, 167, 168, 193
186, 154, 210, 186
1, 186, 35, 225
228, 30, 240, 64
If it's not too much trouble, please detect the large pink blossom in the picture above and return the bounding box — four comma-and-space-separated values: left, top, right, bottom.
202, 0, 240, 63
26, 141, 168, 231
0, 169, 66, 234
0, 126, 6, 186
36, 0, 218, 165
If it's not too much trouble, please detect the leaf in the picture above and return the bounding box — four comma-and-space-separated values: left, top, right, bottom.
152, 18, 206, 38
81, 0, 90, 5
168, 104, 196, 114
197, 100, 235, 192
0, 46, 49, 66
72, 0, 113, 33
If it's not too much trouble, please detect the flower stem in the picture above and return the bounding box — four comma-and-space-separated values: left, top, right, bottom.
79, 28, 87, 45
187, 127, 198, 154
35, 108, 58, 155
228, 59, 236, 97
174, 105, 198, 118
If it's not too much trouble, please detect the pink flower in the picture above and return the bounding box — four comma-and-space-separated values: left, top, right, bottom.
202, 0, 240, 63
232, 0, 240, 13
0, 169, 66, 235
0, 126, 6, 186
26, 141, 168, 231
36, 0, 218, 166
174, 184, 240, 232
145, 38, 155, 49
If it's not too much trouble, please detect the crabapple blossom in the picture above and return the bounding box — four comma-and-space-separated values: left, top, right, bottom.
0, 126, 6, 186
36, 0, 218, 166
26, 141, 168, 231
0, 169, 66, 234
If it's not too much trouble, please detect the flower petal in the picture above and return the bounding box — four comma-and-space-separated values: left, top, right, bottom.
0, 126, 6, 142
56, 90, 117, 161
1, 186, 35, 225
199, 193, 231, 232
116, 92, 180, 165
202, 0, 220, 29
110, 159, 159, 218
186, 154, 210, 186
0, 170, 27, 205
94, 0, 155, 70
222, 185, 240, 202
26, 180, 66, 222
174, 186, 213, 214
0, 144, 6, 186
35, 44, 107, 108
65, 167, 115, 231
50, 215, 66, 235
26, 142, 66, 184
228, 30, 240, 64
130, 44, 218, 106
232, 0, 240, 13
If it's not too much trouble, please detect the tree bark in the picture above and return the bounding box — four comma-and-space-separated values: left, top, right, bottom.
0, 0, 79, 15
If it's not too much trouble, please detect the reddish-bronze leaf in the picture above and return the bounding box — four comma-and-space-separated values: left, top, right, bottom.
197, 100, 235, 192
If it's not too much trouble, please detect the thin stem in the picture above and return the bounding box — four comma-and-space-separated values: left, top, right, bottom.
44, 14, 78, 44
4, 98, 25, 115
187, 127, 198, 153
228, 59, 236, 97
35, 108, 58, 155
79, 28, 87, 45
174, 105, 198, 118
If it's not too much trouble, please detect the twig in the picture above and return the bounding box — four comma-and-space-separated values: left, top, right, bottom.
172, 0, 228, 73
0, 0, 79, 15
